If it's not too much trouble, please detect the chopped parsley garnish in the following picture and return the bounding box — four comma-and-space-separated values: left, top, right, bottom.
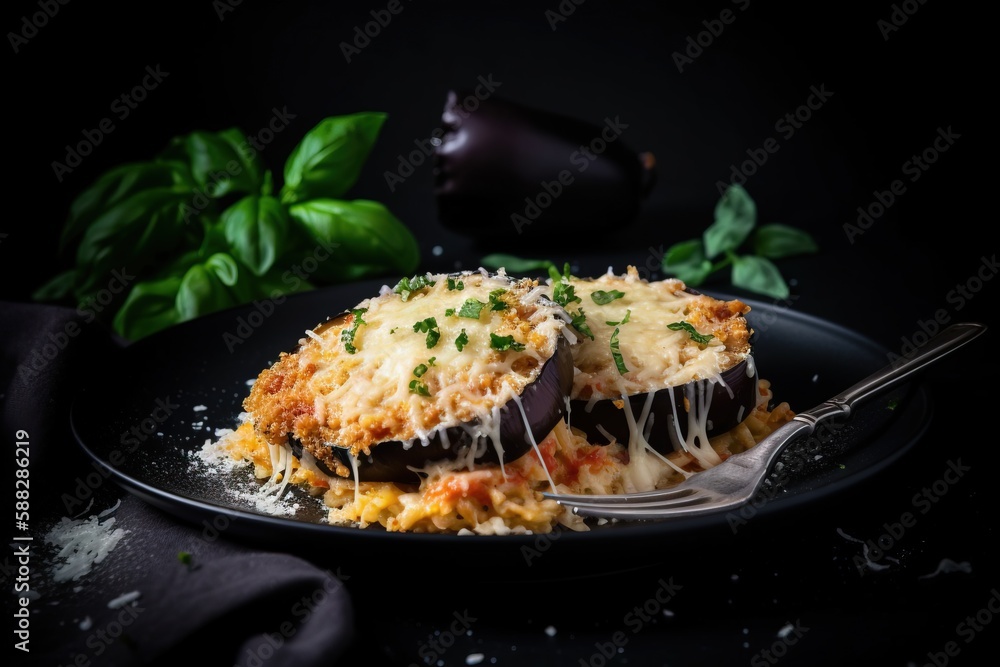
393, 274, 436, 301
887, 398, 898, 411
455, 329, 469, 351
490, 333, 525, 352
447, 277, 465, 291
457, 298, 487, 319
610, 327, 629, 374
412, 317, 441, 348
606, 309, 631, 326
488, 288, 510, 311
548, 263, 594, 340
571, 309, 594, 340
177, 551, 193, 566
341, 308, 368, 354
548, 263, 581, 308
409, 359, 434, 396
591, 290, 625, 305
445, 308, 455, 316
409, 379, 431, 396
667, 321, 714, 345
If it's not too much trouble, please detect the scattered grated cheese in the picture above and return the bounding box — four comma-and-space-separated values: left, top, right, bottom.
466, 654, 485, 665
44, 514, 127, 583
108, 590, 141, 609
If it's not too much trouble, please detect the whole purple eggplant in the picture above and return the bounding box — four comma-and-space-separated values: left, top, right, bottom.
433, 91, 656, 244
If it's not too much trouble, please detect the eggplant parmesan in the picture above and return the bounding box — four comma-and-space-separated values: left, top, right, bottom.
560, 266, 761, 476
207, 266, 795, 534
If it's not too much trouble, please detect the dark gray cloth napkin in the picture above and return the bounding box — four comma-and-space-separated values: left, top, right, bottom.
2, 302, 355, 666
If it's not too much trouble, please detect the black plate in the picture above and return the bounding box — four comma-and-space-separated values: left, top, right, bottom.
69, 279, 931, 577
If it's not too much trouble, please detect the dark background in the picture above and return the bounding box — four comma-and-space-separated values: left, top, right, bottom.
4, 1, 996, 666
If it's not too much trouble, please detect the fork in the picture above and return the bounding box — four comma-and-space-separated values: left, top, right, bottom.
543, 322, 987, 521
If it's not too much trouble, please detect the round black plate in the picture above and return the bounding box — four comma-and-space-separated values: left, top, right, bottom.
69, 279, 931, 576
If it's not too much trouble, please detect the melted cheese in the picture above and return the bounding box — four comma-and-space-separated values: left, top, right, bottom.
561, 267, 754, 487
244, 271, 567, 474
566, 266, 751, 400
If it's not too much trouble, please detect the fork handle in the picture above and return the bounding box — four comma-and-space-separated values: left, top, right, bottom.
795, 321, 987, 428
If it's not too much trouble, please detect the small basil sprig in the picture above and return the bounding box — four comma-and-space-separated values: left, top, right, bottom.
661, 184, 817, 300
33, 113, 421, 341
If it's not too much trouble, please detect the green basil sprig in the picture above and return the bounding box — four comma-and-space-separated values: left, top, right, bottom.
33, 112, 420, 341
661, 184, 817, 300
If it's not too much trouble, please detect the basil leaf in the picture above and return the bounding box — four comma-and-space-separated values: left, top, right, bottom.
112, 274, 185, 341
287, 199, 420, 281
281, 112, 387, 203
704, 184, 757, 259
183, 128, 263, 197
73, 187, 192, 301
176, 253, 247, 319
667, 321, 714, 345
32, 270, 77, 302
662, 239, 713, 286
221, 195, 289, 276
591, 290, 625, 305
753, 223, 819, 259
479, 253, 556, 273
60, 161, 192, 254
732, 255, 790, 299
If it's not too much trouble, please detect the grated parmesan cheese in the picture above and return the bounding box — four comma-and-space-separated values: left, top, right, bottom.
44, 514, 127, 583
107, 590, 141, 609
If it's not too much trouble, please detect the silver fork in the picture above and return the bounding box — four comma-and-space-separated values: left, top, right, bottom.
543, 322, 987, 521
